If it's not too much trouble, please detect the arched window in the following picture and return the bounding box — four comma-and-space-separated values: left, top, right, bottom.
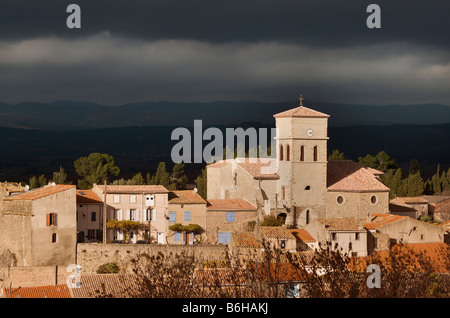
286, 145, 290, 161
279, 145, 284, 161
52, 233, 57, 243
313, 146, 318, 162
300, 146, 305, 161
305, 185, 311, 190
306, 209, 310, 225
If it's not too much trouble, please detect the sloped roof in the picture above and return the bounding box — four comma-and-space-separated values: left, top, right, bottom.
207, 198, 257, 211
93, 184, 168, 194
391, 196, 429, 205
273, 106, 330, 118
77, 189, 103, 204
364, 213, 407, 230
3, 284, 71, 298
327, 160, 390, 192
4, 184, 75, 201
168, 190, 207, 204
316, 217, 366, 232
389, 203, 417, 213
208, 158, 279, 180
289, 229, 316, 243
70, 274, 143, 298
232, 232, 262, 248
258, 226, 296, 240
422, 195, 450, 204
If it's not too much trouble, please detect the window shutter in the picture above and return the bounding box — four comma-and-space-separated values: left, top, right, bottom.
53, 214, 57, 226
174, 232, 180, 242
169, 212, 175, 223
118, 209, 123, 221
182, 232, 185, 245
126, 209, 130, 220
189, 233, 194, 245
46, 213, 50, 226
152, 209, 157, 221
184, 211, 191, 222
136, 209, 140, 222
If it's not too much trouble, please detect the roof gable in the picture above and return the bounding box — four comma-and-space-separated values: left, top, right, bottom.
273, 106, 330, 118
4, 184, 75, 201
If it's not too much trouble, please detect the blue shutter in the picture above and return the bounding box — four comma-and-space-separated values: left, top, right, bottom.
174, 232, 180, 242
226, 212, 235, 222
184, 211, 191, 222
169, 212, 175, 223
182, 232, 185, 244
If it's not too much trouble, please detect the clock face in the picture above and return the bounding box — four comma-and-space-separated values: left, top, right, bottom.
306, 129, 314, 137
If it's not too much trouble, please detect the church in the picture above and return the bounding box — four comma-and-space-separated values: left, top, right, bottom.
206, 99, 390, 230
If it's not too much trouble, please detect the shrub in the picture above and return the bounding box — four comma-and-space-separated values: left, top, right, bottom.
96, 262, 120, 274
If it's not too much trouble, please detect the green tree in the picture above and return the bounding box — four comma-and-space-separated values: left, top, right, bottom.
328, 149, 346, 160
74, 153, 120, 189
259, 215, 284, 227
381, 168, 404, 199
408, 159, 422, 175
194, 168, 207, 199
51, 167, 71, 184
38, 174, 47, 187
151, 162, 171, 188
431, 165, 442, 194
28, 176, 39, 189
403, 172, 425, 197
358, 151, 398, 172
171, 163, 188, 190
131, 172, 145, 185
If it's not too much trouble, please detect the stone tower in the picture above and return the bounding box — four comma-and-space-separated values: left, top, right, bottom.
273, 98, 329, 227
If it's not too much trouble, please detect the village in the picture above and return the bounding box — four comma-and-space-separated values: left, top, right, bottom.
0, 102, 449, 298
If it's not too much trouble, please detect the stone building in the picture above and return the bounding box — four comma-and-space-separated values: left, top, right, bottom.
364, 213, 445, 253
206, 198, 257, 244
423, 195, 450, 222
390, 196, 429, 218
76, 190, 104, 243
0, 184, 77, 266
206, 102, 390, 229
167, 190, 207, 245
91, 184, 169, 244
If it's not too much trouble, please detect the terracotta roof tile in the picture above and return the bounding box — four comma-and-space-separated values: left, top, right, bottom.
207, 198, 257, 211
316, 217, 366, 232
168, 190, 206, 204
327, 160, 390, 192
93, 184, 168, 194
3, 284, 71, 298
389, 203, 417, 213
363, 213, 406, 230
232, 232, 262, 248
77, 189, 103, 204
289, 229, 316, 243
71, 274, 143, 298
391, 196, 429, 205
258, 226, 296, 239
273, 105, 330, 118
4, 184, 75, 201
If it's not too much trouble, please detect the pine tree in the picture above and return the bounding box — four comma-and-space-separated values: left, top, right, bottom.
29, 176, 39, 189
328, 149, 346, 160
194, 168, 207, 199
431, 164, 442, 194
171, 163, 188, 190
152, 162, 171, 188
131, 172, 145, 185
38, 174, 48, 187
404, 172, 425, 197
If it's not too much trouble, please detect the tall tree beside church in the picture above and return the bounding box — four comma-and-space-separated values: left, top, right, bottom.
74, 153, 120, 189
194, 168, 207, 200
403, 172, 425, 197
171, 162, 188, 190
328, 149, 346, 160
358, 151, 398, 172
381, 168, 404, 199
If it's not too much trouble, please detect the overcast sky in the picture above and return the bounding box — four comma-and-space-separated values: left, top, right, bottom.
0, 0, 449, 105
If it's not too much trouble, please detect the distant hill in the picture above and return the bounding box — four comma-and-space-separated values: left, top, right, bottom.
0, 123, 449, 182
0, 100, 449, 130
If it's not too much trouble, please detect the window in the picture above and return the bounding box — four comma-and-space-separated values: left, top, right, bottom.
88, 229, 96, 240
174, 232, 180, 242
130, 209, 137, 221
420, 234, 424, 241
331, 233, 337, 241
169, 212, 176, 223
91, 212, 96, 222
113, 195, 120, 203
146, 195, 155, 207
226, 212, 235, 222
305, 185, 310, 190
46, 213, 57, 226
313, 146, 318, 161
280, 240, 286, 250
337, 196, 345, 205
300, 146, 305, 161
306, 210, 310, 225
286, 145, 290, 161
184, 211, 191, 222
282, 186, 286, 200
355, 233, 360, 241
52, 233, 57, 243
373, 237, 378, 249
279, 145, 284, 161
371, 195, 378, 204
130, 195, 136, 203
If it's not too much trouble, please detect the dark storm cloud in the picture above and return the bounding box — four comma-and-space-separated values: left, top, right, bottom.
0, 0, 449, 48
0, 1, 448, 105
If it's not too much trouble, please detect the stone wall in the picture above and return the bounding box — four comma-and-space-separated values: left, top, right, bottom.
1, 265, 72, 288
76, 243, 229, 274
